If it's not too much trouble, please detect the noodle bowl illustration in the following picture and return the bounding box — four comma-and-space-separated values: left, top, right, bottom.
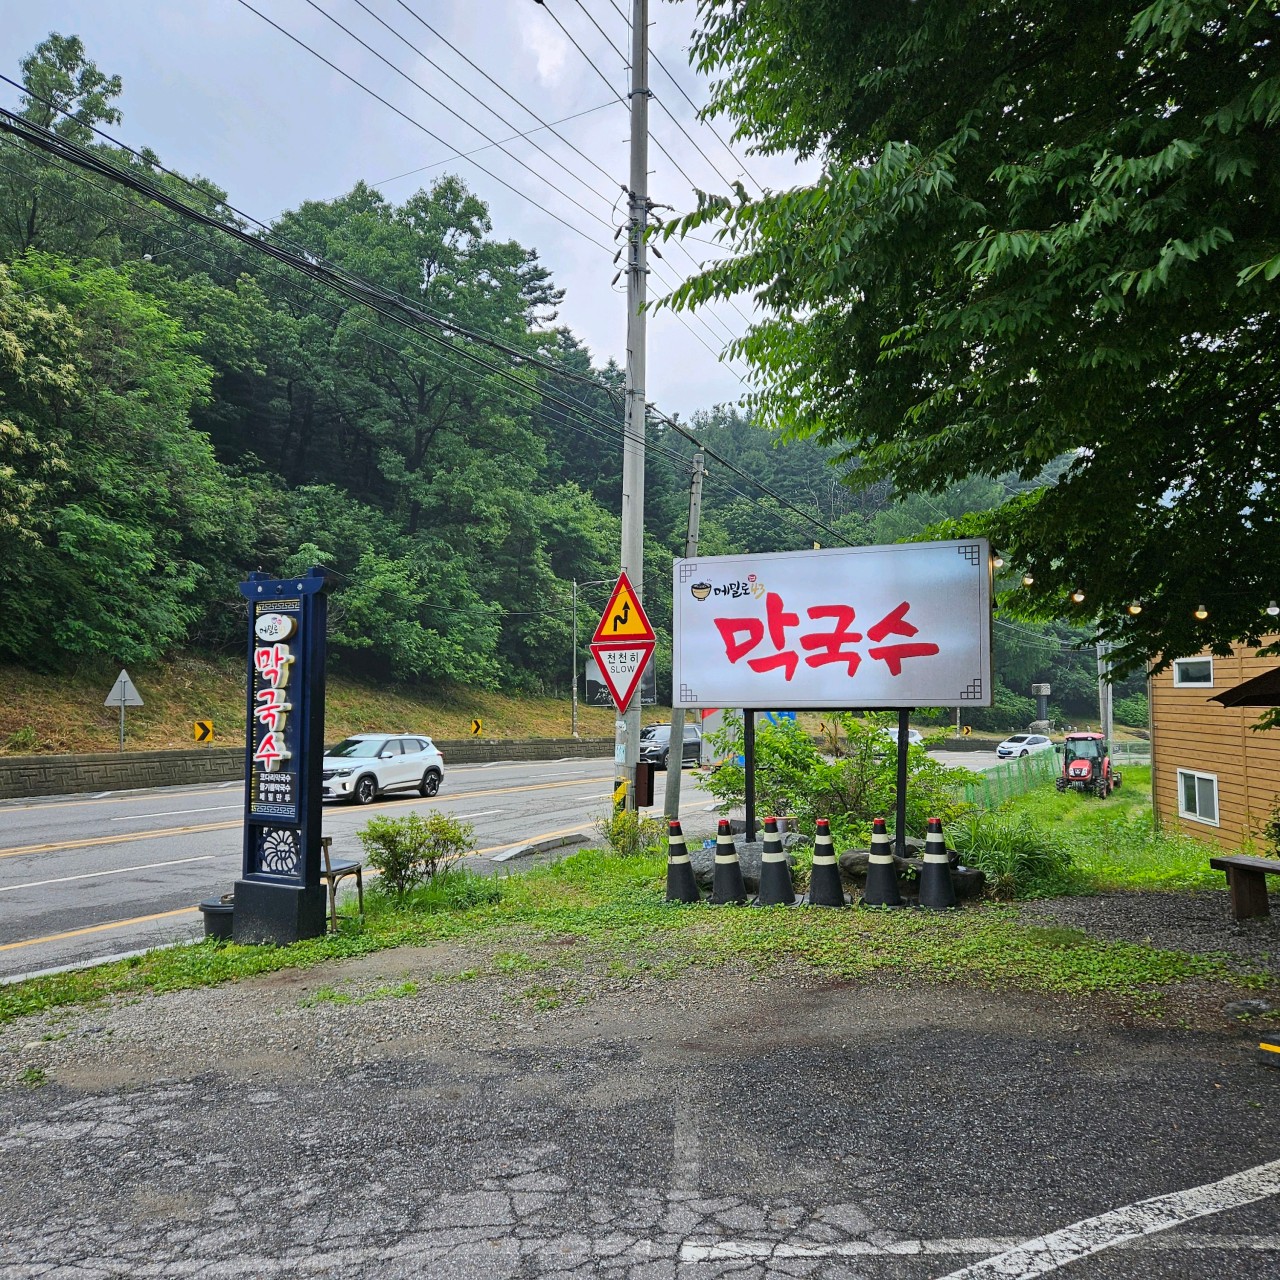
690, 581, 712, 600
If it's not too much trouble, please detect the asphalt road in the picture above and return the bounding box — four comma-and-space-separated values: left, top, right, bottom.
2, 942, 1277, 1279
0, 758, 716, 982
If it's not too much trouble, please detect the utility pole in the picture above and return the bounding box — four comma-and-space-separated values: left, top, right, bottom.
1096, 640, 1114, 743
617, 0, 650, 809
571, 578, 579, 738
664, 451, 705, 820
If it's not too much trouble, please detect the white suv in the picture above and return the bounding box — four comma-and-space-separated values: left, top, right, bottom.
322, 733, 445, 804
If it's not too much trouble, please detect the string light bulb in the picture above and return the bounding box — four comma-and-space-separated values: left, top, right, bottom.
992, 554, 1005, 568
1022, 573, 1034, 587
1194, 604, 1209, 620
1071, 588, 1085, 603
1127, 602, 1142, 615
1268, 601, 1279, 617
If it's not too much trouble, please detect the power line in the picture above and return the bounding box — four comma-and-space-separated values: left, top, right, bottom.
233, 0, 613, 252
372, 100, 615, 189
537, 0, 704, 195
389, 0, 622, 191
335, 0, 620, 210
603, 0, 765, 194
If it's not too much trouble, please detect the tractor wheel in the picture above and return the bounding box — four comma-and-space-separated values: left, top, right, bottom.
1055, 777, 1067, 793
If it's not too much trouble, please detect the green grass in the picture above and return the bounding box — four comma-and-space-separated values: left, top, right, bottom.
0, 827, 1262, 1030
993, 768, 1223, 892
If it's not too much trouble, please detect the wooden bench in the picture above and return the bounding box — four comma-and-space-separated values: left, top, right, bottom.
1209, 854, 1280, 921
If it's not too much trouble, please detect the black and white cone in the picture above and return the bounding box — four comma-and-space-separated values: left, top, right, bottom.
918, 816, 956, 910
756, 816, 795, 906
862, 816, 903, 907
665, 820, 701, 904
710, 819, 748, 905
807, 817, 845, 907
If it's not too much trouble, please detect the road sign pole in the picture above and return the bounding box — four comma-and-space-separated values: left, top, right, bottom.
118, 694, 125, 753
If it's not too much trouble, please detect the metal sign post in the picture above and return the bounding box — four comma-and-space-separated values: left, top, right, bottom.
103, 670, 143, 752
233, 566, 331, 945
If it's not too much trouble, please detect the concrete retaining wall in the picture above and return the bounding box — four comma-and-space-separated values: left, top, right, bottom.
0, 738, 613, 800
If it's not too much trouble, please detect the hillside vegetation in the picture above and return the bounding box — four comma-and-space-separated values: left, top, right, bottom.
0, 658, 620, 755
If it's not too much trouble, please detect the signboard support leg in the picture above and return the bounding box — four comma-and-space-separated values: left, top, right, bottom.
895, 707, 913, 858
744, 710, 757, 843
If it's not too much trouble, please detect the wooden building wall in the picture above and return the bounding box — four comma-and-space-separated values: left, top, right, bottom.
1150, 642, 1280, 851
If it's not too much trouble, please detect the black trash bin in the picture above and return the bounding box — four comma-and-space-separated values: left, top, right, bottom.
199, 895, 234, 940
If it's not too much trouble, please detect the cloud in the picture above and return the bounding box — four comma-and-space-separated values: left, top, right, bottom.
524, 20, 569, 85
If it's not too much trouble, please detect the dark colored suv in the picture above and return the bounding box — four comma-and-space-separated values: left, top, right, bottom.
639, 723, 702, 770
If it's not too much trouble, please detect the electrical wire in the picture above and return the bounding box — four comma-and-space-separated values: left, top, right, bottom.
233, 0, 613, 252
372, 99, 615, 189
603, 0, 765, 194
389, 0, 622, 191
536, 0, 704, 194
312, 0, 620, 217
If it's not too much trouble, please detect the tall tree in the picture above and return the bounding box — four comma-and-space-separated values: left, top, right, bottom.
670, 1, 1280, 674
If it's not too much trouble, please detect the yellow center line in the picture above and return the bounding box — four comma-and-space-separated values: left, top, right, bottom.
0, 906, 200, 952
0, 821, 243, 860
1, 823, 591, 955
0, 776, 611, 861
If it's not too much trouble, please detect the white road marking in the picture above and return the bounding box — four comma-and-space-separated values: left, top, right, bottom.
679, 1234, 1280, 1263
0, 856, 216, 892
111, 804, 240, 821
450, 810, 500, 820
935, 1156, 1280, 1278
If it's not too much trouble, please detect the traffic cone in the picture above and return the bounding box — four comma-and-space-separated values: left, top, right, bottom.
665, 820, 701, 904
862, 816, 903, 907
807, 817, 845, 907
918, 816, 956, 910
710, 819, 748, 905
756, 816, 796, 906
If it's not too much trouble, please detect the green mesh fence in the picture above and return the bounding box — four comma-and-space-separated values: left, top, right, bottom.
962, 750, 1060, 809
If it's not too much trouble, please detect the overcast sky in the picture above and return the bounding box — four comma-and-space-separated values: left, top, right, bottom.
1, 0, 817, 418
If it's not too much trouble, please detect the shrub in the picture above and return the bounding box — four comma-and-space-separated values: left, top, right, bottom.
594, 806, 664, 856
947, 811, 1079, 899
703, 712, 976, 848
1113, 692, 1149, 728
357, 812, 475, 896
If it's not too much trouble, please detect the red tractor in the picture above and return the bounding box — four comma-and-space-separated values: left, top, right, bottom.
1055, 732, 1122, 798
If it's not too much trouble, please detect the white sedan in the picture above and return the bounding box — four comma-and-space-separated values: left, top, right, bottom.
996, 733, 1056, 759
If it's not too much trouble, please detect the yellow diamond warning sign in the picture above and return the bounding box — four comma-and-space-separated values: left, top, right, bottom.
590, 572, 655, 645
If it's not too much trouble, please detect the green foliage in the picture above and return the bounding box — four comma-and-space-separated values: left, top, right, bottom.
357, 811, 475, 897
948, 812, 1080, 899
1261, 800, 1280, 860
5, 726, 38, 753
964, 685, 1038, 735
673, 1, 1280, 675
594, 806, 664, 857
703, 712, 975, 847
1113, 692, 1150, 728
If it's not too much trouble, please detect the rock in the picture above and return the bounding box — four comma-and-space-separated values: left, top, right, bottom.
1223, 998, 1273, 1019
836, 848, 985, 904
690, 839, 801, 894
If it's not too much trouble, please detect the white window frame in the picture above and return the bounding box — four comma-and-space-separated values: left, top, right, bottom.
1176, 768, 1220, 827
1173, 657, 1214, 687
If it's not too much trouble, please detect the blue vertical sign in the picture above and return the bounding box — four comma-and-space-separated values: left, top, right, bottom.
233, 566, 331, 944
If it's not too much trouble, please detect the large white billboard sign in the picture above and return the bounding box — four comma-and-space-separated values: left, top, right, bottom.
672, 540, 993, 709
